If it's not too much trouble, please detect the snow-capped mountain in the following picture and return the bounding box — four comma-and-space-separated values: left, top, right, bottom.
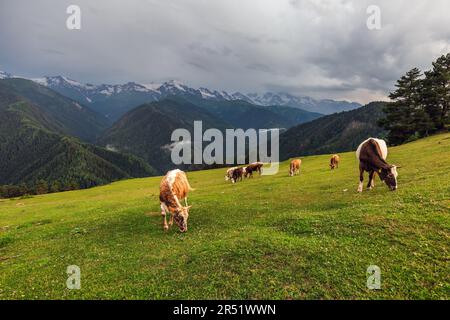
0, 70, 13, 79
0, 70, 361, 118
246, 92, 361, 114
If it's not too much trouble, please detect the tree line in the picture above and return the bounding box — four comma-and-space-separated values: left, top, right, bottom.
379, 53, 450, 145
0, 180, 80, 199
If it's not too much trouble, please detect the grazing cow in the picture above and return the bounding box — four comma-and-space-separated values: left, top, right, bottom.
244, 162, 264, 178
356, 138, 399, 192
231, 167, 244, 183
159, 169, 193, 232
330, 154, 340, 170
225, 167, 237, 181
289, 159, 302, 176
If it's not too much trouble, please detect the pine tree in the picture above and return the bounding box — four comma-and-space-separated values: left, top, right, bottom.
379, 68, 424, 145
35, 180, 49, 195
18, 183, 29, 196
423, 53, 450, 131
49, 181, 61, 193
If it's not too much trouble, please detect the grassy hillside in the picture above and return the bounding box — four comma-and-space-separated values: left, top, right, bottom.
0, 134, 449, 299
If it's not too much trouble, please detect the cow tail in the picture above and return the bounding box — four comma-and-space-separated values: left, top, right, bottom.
186, 180, 195, 192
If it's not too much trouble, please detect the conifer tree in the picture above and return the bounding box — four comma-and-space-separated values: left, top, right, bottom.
379, 68, 424, 145
423, 53, 450, 131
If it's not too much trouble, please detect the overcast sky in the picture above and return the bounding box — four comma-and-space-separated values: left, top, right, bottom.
1, 0, 450, 104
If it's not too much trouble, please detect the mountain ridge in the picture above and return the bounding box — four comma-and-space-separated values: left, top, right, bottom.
0, 79, 156, 191
0, 70, 361, 120
279, 102, 387, 160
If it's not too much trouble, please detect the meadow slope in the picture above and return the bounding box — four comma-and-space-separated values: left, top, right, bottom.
0, 134, 449, 299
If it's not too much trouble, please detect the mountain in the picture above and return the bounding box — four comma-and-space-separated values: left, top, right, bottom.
177, 95, 322, 130
0, 71, 360, 119
0, 78, 110, 141
0, 70, 12, 79
98, 96, 323, 173
279, 102, 387, 160
98, 98, 229, 173
0, 80, 156, 190
246, 92, 362, 114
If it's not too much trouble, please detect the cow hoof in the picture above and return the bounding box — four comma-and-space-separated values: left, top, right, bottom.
357, 187, 363, 193
163, 225, 169, 231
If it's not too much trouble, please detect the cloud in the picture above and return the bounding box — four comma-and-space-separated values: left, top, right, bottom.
1, 0, 449, 104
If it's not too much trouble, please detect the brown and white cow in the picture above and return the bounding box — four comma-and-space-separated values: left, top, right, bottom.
244, 162, 264, 178
159, 169, 194, 232
330, 154, 340, 170
289, 159, 302, 177
231, 167, 244, 183
356, 138, 399, 192
225, 167, 244, 183
225, 167, 238, 182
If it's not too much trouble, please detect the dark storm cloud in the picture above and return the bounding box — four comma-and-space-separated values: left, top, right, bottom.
1, 0, 450, 103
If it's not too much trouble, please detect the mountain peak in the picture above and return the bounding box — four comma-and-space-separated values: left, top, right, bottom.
0, 70, 13, 79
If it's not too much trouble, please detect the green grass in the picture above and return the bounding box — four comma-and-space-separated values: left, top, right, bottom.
0, 134, 449, 300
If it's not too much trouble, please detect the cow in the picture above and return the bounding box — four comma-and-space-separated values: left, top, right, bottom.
159, 169, 194, 232
356, 138, 399, 192
225, 167, 243, 183
244, 162, 264, 178
231, 167, 244, 183
330, 154, 340, 170
289, 159, 302, 177
225, 167, 237, 181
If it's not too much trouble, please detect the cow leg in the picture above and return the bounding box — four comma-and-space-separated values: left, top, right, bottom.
161, 204, 169, 231
371, 171, 376, 188
169, 212, 174, 227
358, 167, 364, 193
367, 170, 375, 190
184, 198, 188, 207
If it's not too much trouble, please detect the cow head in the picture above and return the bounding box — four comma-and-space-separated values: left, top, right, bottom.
379, 165, 399, 191
174, 205, 191, 232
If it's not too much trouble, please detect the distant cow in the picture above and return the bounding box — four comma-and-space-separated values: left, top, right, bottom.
330, 154, 340, 170
356, 138, 399, 192
159, 169, 193, 232
244, 162, 264, 178
289, 159, 302, 176
225, 167, 237, 181
231, 167, 244, 183
225, 167, 243, 183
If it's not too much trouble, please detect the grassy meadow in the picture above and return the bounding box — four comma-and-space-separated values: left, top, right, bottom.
0, 134, 449, 299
